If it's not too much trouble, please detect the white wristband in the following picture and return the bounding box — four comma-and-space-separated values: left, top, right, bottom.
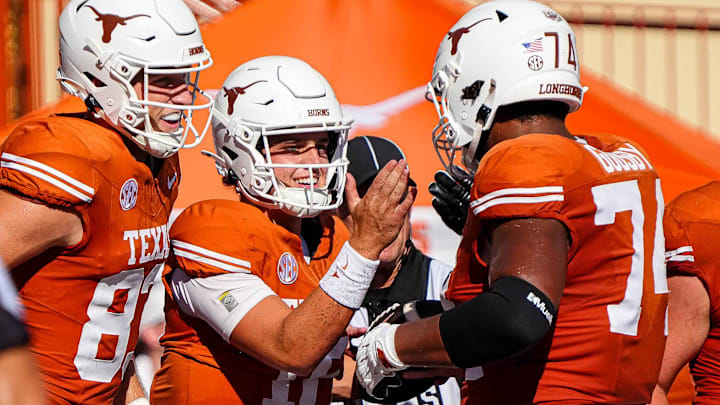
319, 241, 379, 309
128, 398, 150, 405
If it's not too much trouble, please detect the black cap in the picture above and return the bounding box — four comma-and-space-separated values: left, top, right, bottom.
347, 136, 416, 194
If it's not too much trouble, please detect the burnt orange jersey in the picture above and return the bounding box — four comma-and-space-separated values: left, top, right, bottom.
664, 181, 720, 404
151, 199, 350, 405
445, 133, 668, 404
0, 114, 178, 404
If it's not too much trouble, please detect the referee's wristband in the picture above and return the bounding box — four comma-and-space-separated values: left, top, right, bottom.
319, 241, 379, 309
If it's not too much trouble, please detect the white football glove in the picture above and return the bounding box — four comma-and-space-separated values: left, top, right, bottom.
355, 323, 408, 399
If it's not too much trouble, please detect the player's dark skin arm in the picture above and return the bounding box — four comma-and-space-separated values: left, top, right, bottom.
392, 217, 569, 366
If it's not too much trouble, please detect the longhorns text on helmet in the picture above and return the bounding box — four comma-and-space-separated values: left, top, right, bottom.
57, 0, 215, 158
208, 56, 354, 218
427, 0, 587, 180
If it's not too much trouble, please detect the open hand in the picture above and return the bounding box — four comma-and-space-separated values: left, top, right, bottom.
345, 160, 416, 260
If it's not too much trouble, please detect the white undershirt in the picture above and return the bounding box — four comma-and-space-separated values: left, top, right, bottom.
169, 268, 276, 341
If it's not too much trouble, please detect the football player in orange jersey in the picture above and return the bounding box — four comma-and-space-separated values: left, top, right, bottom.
150, 56, 414, 405
651, 181, 720, 405
355, 1, 668, 404
0, 0, 213, 403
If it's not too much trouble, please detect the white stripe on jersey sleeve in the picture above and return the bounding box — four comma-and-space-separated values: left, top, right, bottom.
666, 256, 695, 263
665, 246, 693, 257
472, 194, 564, 216
173, 240, 252, 273
665, 246, 695, 263
470, 186, 563, 208
2, 152, 95, 194
1, 161, 93, 203
169, 269, 275, 341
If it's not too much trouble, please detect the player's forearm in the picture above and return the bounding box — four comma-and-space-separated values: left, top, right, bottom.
124, 372, 147, 404
231, 289, 353, 376
648, 385, 670, 405
394, 315, 453, 366
271, 289, 353, 375
228, 241, 378, 375
395, 277, 556, 369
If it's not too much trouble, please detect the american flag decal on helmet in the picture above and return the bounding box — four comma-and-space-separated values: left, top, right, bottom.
522, 38, 544, 53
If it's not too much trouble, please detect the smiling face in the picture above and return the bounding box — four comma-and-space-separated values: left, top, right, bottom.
265, 131, 331, 189
132, 72, 192, 134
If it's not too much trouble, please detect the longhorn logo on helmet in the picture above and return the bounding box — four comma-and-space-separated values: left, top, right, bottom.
223, 81, 268, 114
84, 5, 150, 43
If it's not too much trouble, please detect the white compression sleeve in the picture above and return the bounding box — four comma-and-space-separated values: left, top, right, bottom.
169, 269, 276, 341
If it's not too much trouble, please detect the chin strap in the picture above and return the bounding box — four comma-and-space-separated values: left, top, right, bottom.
201, 150, 229, 177
84, 95, 103, 113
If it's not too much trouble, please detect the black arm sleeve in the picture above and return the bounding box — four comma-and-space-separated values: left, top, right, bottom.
438, 276, 556, 368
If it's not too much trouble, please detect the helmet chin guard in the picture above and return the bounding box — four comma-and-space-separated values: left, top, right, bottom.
210, 56, 353, 218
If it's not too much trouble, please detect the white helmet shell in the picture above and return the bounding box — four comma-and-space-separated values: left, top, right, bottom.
210, 56, 352, 218
57, 0, 214, 158
427, 0, 585, 179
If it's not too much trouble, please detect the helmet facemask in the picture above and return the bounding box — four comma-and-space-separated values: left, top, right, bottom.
119, 60, 214, 158
240, 125, 350, 218
427, 69, 495, 181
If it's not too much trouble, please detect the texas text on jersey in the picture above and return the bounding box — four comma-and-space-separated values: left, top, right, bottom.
0, 114, 178, 403
445, 133, 668, 404
152, 200, 349, 404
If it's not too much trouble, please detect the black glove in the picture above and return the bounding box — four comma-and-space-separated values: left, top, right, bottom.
428, 169, 472, 235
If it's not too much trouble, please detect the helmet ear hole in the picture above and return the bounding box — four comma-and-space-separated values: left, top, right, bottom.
476, 105, 492, 125
83, 72, 107, 88
115, 61, 133, 79
253, 177, 266, 190
240, 127, 253, 142
461, 80, 484, 101
123, 110, 138, 124
222, 146, 238, 161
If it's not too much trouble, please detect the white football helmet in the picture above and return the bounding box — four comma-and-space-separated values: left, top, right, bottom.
57, 0, 214, 158
428, 0, 586, 179
209, 56, 353, 218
